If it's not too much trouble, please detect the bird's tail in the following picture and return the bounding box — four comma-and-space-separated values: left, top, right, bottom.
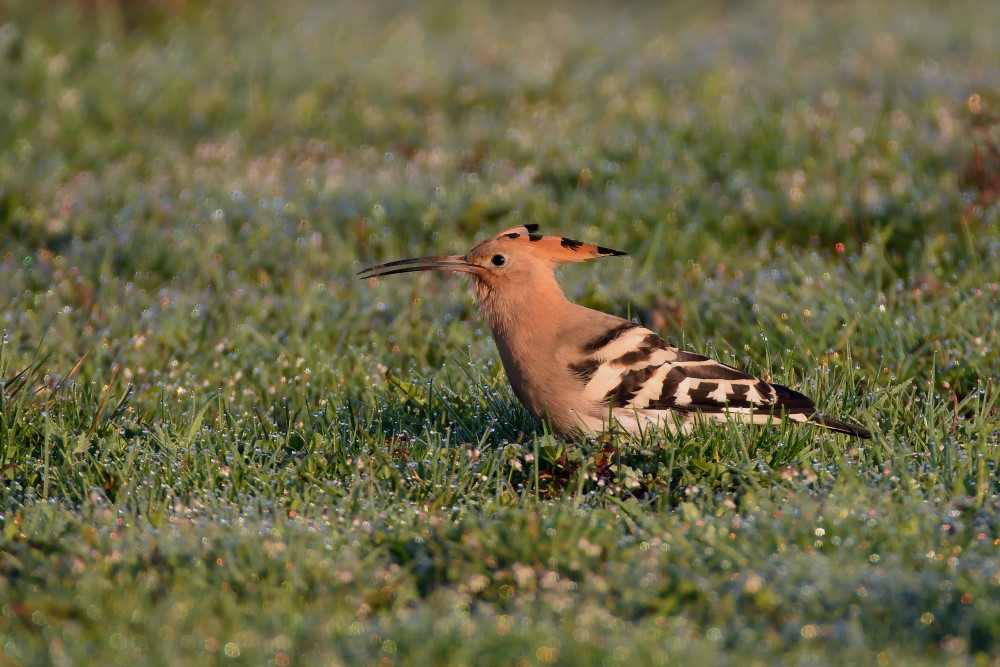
770, 383, 871, 439
804, 413, 872, 439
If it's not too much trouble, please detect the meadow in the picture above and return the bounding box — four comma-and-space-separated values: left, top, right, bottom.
2, 0, 1000, 663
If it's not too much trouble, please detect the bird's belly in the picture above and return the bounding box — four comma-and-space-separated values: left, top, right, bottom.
610, 408, 692, 436
568, 407, 699, 438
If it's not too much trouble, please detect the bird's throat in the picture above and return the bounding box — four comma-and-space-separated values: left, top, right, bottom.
473, 275, 570, 346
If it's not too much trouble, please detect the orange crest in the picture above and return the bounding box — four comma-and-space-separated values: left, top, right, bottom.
479, 224, 627, 264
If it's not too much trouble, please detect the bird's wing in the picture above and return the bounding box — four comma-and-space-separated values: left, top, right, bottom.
569, 321, 814, 419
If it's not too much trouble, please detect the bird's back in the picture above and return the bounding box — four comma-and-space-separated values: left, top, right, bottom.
554, 308, 870, 438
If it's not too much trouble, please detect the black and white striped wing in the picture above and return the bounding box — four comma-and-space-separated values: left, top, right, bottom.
571, 321, 785, 413
569, 321, 869, 436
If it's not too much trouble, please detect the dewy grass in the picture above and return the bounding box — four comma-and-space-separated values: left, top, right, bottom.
2, 0, 1000, 664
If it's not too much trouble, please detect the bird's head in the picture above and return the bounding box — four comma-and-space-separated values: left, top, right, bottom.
358, 224, 626, 300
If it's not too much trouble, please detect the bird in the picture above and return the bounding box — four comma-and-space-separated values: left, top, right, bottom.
358, 224, 871, 440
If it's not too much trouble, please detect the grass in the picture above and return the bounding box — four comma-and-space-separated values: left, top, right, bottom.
2, 0, 1000, 663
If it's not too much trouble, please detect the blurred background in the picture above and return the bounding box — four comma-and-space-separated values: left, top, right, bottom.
2, 0, 998, 382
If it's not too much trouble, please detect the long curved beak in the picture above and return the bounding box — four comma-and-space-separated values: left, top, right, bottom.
357, 254, 481, 279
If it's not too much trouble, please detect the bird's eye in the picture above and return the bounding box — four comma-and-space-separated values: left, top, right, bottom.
491, 254, 507, 267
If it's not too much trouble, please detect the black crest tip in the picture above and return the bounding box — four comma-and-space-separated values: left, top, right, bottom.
597, 245, 628, 256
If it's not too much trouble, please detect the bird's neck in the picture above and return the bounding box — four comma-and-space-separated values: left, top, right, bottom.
473, 273, 572, 418
474, 273, 572, 351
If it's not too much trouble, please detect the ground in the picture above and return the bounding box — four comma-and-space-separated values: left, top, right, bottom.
1, 0, 1000, 664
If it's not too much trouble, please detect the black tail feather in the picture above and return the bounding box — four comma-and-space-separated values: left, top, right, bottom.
771, 383, 870, 438
808, 414, 872, 439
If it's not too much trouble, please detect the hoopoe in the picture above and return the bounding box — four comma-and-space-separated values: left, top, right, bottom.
359, 225, 871, 440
